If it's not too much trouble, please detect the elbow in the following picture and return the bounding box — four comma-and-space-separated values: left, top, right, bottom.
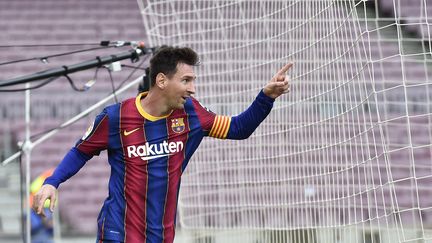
242, 131, 253, 139
228, 119, 256, 139
233, 130, 254, 140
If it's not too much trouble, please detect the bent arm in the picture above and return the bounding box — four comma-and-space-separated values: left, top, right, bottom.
43, 108, 109, 188
33, 148, 92, 216
199, 63, 292, 139
43, 147, 92, 188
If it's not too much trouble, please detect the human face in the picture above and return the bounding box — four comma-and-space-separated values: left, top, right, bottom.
164, 63, 196, 110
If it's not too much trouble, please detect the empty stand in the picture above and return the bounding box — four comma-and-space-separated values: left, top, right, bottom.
0, 0, 145, 235
1, 0, 432, 238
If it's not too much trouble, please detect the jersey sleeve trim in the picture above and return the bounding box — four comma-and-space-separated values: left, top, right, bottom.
209, 115, 231, 139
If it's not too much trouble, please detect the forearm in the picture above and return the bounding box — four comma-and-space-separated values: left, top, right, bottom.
43, 147, 92, 188
227, 90, 275, 139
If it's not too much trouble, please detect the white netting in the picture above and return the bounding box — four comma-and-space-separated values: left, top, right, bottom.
139, 0, 432, 242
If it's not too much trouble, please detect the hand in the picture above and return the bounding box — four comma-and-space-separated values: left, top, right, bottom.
263, 63, 293, 99
32, 184, 57, 217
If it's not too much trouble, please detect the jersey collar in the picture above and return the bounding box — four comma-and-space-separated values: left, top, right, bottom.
135, 92, 172, 121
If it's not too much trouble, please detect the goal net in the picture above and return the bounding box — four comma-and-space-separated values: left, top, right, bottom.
138, 0, 432, 242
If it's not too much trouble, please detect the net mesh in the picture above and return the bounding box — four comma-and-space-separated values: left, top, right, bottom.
139, 0, 432, 242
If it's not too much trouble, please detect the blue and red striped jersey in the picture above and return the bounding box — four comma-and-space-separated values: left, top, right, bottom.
44, 90, 275, 243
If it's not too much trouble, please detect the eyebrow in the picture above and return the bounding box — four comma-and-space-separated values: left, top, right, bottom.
181, 75, 197, 80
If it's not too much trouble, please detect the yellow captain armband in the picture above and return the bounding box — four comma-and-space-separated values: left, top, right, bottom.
209, 115, 231, 139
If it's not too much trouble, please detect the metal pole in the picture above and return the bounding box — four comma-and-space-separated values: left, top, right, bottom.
2, 75, 143, 166
4, 75, 144, 242
24, 83, 32, 243
53, 203, 61, 242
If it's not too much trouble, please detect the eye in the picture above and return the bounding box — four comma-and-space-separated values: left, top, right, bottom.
181, 79, 188, 84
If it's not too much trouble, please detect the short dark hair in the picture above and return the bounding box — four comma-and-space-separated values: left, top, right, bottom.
149, 46, 199, 87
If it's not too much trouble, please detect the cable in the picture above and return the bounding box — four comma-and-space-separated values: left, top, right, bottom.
0, 46, 115, 67
107, 69, 119, 103
24, 60, 103, 141
61, 64, 99, 92
64, 74, 84, 92
121, 64, 147, 71
0, 43, 102, 48
0, 76, 60, 92
21, 51, 152, 141
28, 63, 150, 140
115, 54, 150, 90
92, 66, 100, 85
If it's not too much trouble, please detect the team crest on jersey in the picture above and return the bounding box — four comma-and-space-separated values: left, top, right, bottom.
171, 118, 185, 133
82, 121, 95, 140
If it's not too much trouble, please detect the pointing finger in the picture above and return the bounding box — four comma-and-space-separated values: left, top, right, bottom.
276, 63, 294, 76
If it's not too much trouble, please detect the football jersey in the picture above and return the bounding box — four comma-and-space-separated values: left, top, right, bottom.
76, 92, 231, 242
44, 90, 274, 243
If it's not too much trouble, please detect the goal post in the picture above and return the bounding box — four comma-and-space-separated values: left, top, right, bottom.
138, 0, 432, 242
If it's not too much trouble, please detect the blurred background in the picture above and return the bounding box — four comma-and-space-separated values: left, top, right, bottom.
1, 0, 432, 243
0, 0, 146, 242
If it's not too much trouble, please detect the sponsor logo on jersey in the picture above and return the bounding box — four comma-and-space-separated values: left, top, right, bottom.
126, 141, 184, 160
171, 118, 185, 133
123, 127, 140, 136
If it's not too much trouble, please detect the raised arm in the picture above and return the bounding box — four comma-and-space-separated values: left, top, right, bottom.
204, 63, 293, 140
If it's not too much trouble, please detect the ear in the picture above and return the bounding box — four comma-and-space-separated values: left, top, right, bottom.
155, 73, 166, 89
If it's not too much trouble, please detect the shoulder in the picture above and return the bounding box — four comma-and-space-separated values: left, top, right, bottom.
105, 97, 135, 113
188, 97, 214, 114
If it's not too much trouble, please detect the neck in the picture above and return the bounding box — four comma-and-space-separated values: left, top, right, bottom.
140, 90, 172, 117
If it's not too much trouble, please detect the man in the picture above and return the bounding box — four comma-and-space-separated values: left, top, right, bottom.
32, 46, 293, 243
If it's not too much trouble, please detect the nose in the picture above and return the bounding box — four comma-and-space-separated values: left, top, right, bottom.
187, 81, 195, 94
